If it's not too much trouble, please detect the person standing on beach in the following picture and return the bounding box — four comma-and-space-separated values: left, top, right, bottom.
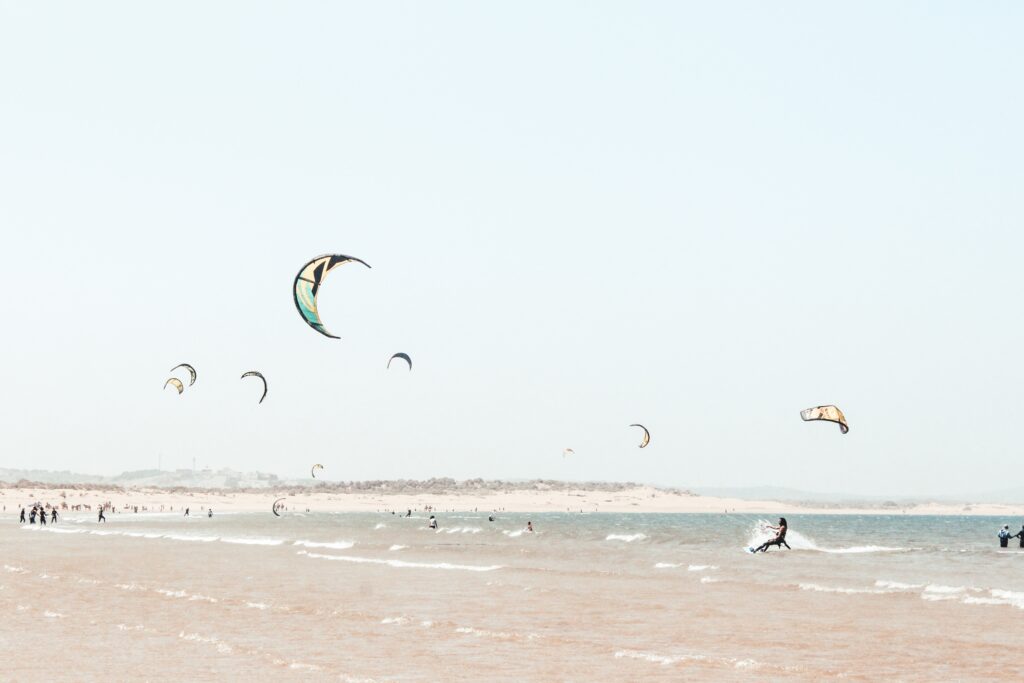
29, 507, 36, 524
19, 507, 26, 523
50, 508, 58, 524
39, 508, 47, 526
998, 525, 1011, 548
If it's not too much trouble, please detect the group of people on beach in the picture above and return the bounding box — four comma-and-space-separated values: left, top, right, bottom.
997, 525, 1024, 547
19, 505, 57, 525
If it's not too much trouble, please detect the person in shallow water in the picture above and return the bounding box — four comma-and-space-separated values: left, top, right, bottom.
98, 507, 106, 523
50, 508, 57, 523
428, 515, 437, 529
526, 521, 534, 533
184, 507, 189, 517
752, 517, 790, 552
998, 525, 1012, 548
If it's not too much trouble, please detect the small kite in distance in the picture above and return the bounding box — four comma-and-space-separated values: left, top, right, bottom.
630, 424, 651, 448
311, 463, 324, 479
241, 371, 268, 404
800, 405, 849, 434
164, 378, 184, 395
272, 497, 287, 517
387, 353, 412, 371
170, 363, 197, 386
293, 254, 371, 339
562, 448, 575, 458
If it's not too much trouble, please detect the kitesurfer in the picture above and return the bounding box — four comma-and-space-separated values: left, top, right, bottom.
752, 518, 789, 552
407, 510, 412, 517
999, 525, 1012, 548
526, 521, 534, 533
428, 515, 437, 529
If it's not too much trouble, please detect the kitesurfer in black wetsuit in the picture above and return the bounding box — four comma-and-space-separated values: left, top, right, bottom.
752, 518, 790, 552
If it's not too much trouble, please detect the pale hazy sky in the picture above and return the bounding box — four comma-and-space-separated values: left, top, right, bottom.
1, 3, 1022, 495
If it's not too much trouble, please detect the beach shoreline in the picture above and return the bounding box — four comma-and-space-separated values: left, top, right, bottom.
2, 483, 1022, 517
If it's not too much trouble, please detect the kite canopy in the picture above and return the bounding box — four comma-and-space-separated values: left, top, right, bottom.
630, 424, 651, 448
800, 405, 849, 434
241, 371, 267, 404
170, 364, 196, 386
164, 378, 184, 395
311, 463, 324, 479
387, 352, 412, 371
562, 448, 575, 458
293, 254, 371, 339
272, 497, 287, 517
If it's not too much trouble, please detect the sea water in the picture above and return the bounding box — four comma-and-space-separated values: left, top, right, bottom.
3, 512, 1023, 680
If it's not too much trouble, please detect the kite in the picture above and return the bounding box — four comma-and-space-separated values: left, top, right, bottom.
293, 254, 371, 339
387, 352, 412, 371
311, 463, 324, 478
164, 378, 184, 395
800, 405, 849, 434
629, 424, 651, 448
240, 371, 267, 404
562, 448, 575, 458
272, 497, 287, 517
170, 363, 196, 386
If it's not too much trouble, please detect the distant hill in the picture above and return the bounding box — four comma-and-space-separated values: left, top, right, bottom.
694, 485, 1024, 505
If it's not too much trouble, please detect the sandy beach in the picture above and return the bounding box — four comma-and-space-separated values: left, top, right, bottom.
3, 483, 1023, 518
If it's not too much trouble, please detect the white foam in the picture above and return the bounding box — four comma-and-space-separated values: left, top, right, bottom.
43, 611, 64, 618
163, 534, 218, 543
700, 576, 720, 584
874, 580, 924, 590
3, 565, 27, 573
455, 626, 538, 641
443, 526, 482, 534
293, 540, 355, 550
921, 593, 958, 602
503, 530, 524, 538
687, 565, 718, 572
654, 563, 681, 569
389, 545, 408, 551
614, 650, 707, 665
381, 616, 410, 625
245, 602, 270, 610
157, 589, 187, 598
374, 523, 387, 529
299, 550, 501, 572
923, 584, 971, 594
605, 533, 647, 543
798, 583, 890, 595
220, 537, 283, 546
989, 589, 1024, 609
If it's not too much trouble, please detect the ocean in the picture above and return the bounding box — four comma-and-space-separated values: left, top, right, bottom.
3, 511, 1023, 681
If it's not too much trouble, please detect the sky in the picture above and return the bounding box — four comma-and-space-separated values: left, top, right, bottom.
1, 2, 1022, 495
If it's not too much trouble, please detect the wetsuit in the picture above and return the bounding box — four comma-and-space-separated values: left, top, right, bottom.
19, 509, 25, 523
